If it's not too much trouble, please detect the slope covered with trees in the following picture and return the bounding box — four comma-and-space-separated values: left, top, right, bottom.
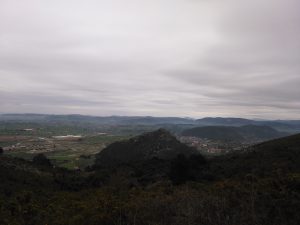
95, 129, 199, 167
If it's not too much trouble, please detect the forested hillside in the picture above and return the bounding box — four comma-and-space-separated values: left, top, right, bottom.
0, 131, 299, 225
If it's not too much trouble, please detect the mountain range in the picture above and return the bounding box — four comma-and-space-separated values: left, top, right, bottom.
1, 114, 300, 132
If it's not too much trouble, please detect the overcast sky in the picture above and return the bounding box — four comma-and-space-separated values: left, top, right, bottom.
0, 0, 299, 119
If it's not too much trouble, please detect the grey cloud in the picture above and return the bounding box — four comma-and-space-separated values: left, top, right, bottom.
0, 0, 299, 119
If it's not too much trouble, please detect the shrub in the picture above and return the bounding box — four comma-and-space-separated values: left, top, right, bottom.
32, 154, 52, 167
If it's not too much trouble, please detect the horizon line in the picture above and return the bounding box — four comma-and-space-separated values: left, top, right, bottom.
1, 113, 300, 121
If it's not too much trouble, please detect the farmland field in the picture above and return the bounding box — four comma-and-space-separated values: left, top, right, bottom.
0, 122, 134, 169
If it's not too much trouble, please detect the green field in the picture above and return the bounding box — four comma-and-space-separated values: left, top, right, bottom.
3, 134, 130, 169
0, 121, 198, 169
0, 122, 135, 169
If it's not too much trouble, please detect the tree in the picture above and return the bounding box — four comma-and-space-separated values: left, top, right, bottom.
169, 153, 207, 184
169, 154, 190, 184
32, 153, 52, 167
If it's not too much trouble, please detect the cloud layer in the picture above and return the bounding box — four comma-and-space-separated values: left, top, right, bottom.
1, 0, 299, 119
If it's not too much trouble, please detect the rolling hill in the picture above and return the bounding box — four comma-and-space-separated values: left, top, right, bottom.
95, 128, 199, 167
181, 125, 287, 142
207, 133, 300, 179
196, 117, 255, 126
195, 117, 300, 133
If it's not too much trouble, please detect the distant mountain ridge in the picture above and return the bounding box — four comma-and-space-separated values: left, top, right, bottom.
196, 117, 255, 126
196, 117, 300, 132
182, 125, 287, 142
1, 114, 300, 133
0, 114, 194, 125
